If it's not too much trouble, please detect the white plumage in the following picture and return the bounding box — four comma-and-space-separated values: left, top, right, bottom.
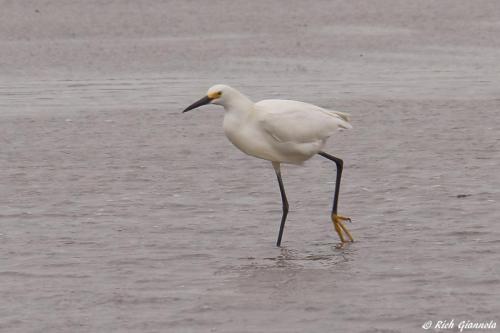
209, 85, 352, 164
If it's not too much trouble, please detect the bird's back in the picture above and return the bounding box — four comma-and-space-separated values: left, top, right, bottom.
254, 99, 352, 144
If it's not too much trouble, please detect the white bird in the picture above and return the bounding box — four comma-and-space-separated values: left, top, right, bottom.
183, 84, 353, 246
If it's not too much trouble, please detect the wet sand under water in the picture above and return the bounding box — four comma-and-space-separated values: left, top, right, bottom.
1, 1, 500, 332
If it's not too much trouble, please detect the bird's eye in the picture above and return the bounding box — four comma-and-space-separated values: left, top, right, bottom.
217, 91, 222, 97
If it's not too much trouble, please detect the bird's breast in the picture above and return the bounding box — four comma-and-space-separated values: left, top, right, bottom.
223, 115, 254, 152
223, 114, 277, 161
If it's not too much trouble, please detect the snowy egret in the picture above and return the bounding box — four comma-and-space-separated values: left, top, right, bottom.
183, 84, 353, 246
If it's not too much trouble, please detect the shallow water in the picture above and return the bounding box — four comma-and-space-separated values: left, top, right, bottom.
1, 1, 500, 332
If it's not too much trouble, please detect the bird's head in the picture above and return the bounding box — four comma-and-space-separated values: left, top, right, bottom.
182, 84, 244, 112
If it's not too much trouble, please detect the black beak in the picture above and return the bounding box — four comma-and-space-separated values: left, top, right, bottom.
182, 95, 212, 113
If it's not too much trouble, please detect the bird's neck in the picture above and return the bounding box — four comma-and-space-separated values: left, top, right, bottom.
223, 93, 254, 116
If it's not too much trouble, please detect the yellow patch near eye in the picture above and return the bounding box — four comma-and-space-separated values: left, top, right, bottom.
208, 91, 222, 99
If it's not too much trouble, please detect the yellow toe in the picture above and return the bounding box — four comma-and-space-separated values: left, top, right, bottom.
332, 214, 354, 242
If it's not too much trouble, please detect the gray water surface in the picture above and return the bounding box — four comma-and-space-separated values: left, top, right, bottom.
1, 1, 500, 332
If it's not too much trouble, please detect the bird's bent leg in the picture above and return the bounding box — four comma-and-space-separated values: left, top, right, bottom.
318, 151, 353, 243
272, 162, 289, 247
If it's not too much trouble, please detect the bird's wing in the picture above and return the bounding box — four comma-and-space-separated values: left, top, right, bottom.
255, 99, 352, 144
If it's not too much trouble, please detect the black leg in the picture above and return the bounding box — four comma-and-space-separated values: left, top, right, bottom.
272, 162, 289, 247
318, 151, 343, 215
318, 151, 353, 242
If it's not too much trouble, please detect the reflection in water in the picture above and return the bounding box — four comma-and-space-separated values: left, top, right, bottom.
223, 244, 360, 307
236, 243, 356, 271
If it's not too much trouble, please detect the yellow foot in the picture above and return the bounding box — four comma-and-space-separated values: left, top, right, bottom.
332, 214, 354, 243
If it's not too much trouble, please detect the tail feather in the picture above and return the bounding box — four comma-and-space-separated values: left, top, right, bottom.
327, 110, 352, 129
332, 111, 350, 122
